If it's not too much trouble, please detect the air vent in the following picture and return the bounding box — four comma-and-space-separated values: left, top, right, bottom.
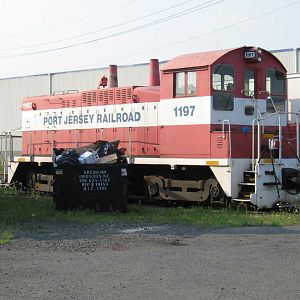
99, 90, 109, 104
62, 99, 70, 107
82, 91, 97, 106
216, 136, 223, 148
82, 92, 87, 105
115, 87, 133, 103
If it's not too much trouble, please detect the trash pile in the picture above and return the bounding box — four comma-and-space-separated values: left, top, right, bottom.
55, 140, 127, 167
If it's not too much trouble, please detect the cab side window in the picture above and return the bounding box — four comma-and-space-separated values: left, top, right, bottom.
175, 72, 185, 97
212, 64, 234, 111
174, 71, 197, 97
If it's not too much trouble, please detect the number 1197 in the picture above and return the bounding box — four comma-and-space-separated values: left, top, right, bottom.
174, 105, 195, 117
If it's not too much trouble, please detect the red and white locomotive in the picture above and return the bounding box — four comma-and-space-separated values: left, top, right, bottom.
9, 46, 300, 208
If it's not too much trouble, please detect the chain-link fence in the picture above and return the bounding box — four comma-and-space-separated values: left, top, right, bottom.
0, 132, 22, 182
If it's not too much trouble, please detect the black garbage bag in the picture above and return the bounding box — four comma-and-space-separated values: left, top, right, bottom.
97, 141, 117, 157
116, 148, 127, 163
56, 150, 80, 167
95, 141, 127, 163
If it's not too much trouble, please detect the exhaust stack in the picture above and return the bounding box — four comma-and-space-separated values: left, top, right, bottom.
108, 64, 118, 88
149, 59, 160, 86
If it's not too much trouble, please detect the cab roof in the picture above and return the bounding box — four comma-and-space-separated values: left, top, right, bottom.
161, 48, 232, 71
161, 46, 287, 72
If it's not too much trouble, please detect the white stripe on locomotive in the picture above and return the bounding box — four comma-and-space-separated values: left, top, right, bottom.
22, 96, 287, 132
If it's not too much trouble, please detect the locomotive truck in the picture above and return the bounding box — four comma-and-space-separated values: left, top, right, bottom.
7, 46, 300, 209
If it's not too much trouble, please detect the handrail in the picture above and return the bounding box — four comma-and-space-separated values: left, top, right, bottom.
222, 119, 231, 164
128, 127, 132, 163
252, 119, 258, 171
66, 89, 79, 94
278, 114, 282, 162
252, 111, 300, 168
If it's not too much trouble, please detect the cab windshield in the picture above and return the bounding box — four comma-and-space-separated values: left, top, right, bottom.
266, 69, 286, 113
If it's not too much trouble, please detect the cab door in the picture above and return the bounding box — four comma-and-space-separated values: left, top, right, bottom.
243, 68, 257, 119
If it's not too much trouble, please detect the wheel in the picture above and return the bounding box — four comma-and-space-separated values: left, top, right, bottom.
210, 184, 220, 198
203, 178, 225, 205
149, 183, 159, 196
144, 176, 161, 199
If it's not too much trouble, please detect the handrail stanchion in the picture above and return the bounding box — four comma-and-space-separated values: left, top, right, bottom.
257, 119, 261, 165
29, 130, 33, 162
129, 127, 132, 163
278, 114, 282, 162
252, 119, 258, 171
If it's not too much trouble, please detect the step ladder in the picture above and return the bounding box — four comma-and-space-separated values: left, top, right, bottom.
232, 165, 281, 207
233, 170, 255, 204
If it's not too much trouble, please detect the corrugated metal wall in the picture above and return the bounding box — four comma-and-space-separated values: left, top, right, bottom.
287, 74, 300, 99
0, 75, 49, 133
0, 49, 299, 135
118, 64, 150, 86
272, 49, 298, 73
50, 63, 152, 93
51, 68, 106, 92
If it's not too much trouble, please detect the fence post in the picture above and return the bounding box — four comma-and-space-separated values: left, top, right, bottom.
0, 135, 2, 158
9, 132, 13, 162
4, 132, 8, 182
0, 135, 3, 176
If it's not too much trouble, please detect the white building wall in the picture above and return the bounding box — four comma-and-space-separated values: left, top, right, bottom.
287, 73, 300, 123
287, 73, 300, 99
51, 68, 107, 93
0, 75, 49, 133
118, 64, 150, 86
50, 63, 152, 93
272, 49, 297, 73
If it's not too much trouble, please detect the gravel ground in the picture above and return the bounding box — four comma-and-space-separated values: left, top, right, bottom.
1, 223, 300, 300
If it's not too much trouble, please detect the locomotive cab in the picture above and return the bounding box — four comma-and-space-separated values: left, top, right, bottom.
159, 46, 287, 160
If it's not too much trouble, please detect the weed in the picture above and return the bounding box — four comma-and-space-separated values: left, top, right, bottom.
0, 163, 3, 175
0, 230, 14, 245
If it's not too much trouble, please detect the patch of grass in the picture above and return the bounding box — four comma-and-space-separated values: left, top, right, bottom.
1, 186, 300, 234
0, 230, 14, 244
